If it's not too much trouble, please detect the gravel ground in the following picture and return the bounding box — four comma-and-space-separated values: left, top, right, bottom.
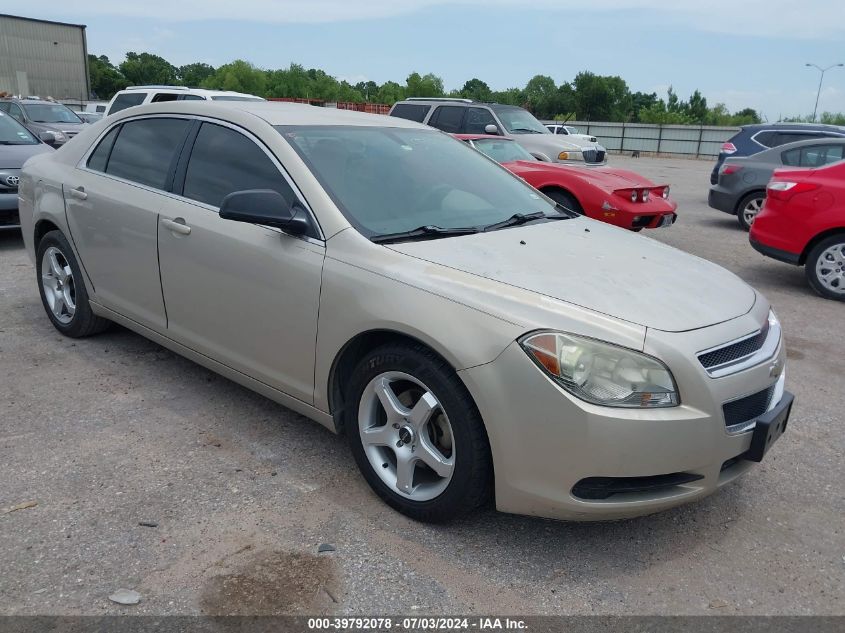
1, 155, 843, 616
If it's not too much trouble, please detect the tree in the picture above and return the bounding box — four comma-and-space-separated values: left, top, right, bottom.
87, 54, 127, 99
573, 72, 631, 121
523, 75, 557, 117
376, 81, 406, 104
354, 80, 379, 101
459, 78, 492, 102
118, 52, 178, 86
489, 88, 524, 107
405, 72, 444, 97
203, 60, 267, 96
178, 63, 215, 87
687, 89, 708, 123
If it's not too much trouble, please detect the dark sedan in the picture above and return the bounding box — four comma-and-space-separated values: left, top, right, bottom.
708, 137, 845, 230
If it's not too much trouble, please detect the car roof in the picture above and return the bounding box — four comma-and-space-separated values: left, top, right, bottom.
111, 100, 432, 129
741, 122, 845, 133
118, 86, 264, 100
0, 97, 66, 105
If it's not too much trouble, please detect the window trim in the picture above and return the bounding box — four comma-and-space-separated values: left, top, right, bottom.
76, 113, 325, 244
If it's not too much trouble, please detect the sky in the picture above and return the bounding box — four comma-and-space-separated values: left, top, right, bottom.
21, 0, 845, 119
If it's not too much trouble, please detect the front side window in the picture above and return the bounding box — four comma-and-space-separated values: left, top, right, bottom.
105, 118, 190, 189
22, 103, 82, 124
470, 138, 536, 164
491, 106, 548, 135
463, 107, 497, 134
0, 112, 39, 145
109, 92, 146, 115
281, 126, 565, 238
182, 122, 297, 209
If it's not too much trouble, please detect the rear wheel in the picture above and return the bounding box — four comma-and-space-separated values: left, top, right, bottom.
805, 234, 845, 301
736, 192, 765, 231
36, 230, 110, 337
544, 189, 583, 215
345, 343, 492, 522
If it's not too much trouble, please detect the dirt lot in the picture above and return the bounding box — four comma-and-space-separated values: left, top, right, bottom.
1, 155, 843, 616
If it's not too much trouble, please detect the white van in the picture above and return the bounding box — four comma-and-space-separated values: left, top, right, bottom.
105, 86, 265, 117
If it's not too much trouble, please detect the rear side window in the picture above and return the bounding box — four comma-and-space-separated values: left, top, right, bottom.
389, 103, 429, 123
108, 92, 146, 115
753, 131, 779, 148
86, 126, 121, 172
462, 107, 497, 134
428, 106, 465, 133
182, 122, 297, 208
106, 118, 190, 189
782, 144, 845, 167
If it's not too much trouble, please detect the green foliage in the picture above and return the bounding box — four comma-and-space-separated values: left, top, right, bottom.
88, 55, 128, 99
783, 112, 845, 125
178, 63, 215, 87
90, 50, 768, 126
118, 52, 178, 86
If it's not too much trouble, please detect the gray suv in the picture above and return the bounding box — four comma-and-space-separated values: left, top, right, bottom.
389, 98, 607, 165
0, 98, 87, 146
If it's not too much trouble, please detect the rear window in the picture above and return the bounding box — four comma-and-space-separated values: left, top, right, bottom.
389, 103, 430, 123
105, 118, 190, 189
108, 92, 145, 115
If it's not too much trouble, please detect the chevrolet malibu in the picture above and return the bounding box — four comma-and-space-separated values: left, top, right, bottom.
20, 102, 793, 522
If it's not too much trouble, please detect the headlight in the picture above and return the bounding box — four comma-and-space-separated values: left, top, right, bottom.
52, 131, 66, 141
520, 332, 679, 408
662, 186, 670, 199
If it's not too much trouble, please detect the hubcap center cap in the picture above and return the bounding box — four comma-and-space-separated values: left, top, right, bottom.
398, 425, 415, 446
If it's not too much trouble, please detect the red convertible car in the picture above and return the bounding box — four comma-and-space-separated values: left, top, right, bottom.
456, 134, 678, 230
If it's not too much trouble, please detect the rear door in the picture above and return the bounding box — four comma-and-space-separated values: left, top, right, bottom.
156, 120, 324, 402
64, 116, 192, 329
427, 106, 466, 133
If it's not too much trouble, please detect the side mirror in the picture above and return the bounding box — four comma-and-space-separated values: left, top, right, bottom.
219, 189, 310, 236
39, 131, 58, 147
484, 124, 499, 135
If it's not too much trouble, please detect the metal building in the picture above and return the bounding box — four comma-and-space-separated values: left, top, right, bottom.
0, 14, 89, 100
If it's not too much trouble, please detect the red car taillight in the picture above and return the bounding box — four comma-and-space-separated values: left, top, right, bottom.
720, 164, 743, 175
614, 188, 651, 202
721, 142, 737, 154
767, 181, 820, 201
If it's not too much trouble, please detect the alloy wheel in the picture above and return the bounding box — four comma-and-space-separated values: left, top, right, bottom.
357, 371, 455, 501
41, 246, 76, 324
742, 197, 764, 226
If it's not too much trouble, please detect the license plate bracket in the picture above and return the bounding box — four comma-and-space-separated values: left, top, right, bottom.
744, 391, 794, 462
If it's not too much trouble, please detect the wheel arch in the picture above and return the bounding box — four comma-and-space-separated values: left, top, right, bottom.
328, 329, 476, 434
34, 218, 62, 246
733, 188, 767, 215
800, 227, 845, 265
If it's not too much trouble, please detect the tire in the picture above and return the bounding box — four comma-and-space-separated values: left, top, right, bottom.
36, 230, 111, 337
736, 192, 765, 231
804, 234, 845, 302
544, 189, 584, 215
344, 342, 492, 522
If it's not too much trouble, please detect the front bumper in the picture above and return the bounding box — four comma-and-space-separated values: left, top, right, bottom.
459, 299, 788, 521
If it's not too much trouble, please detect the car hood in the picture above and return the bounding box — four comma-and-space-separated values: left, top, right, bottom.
388, 219, 756, 332
509, 161, 653, 189
0, 143, 53, 168
512, 134, 596, 154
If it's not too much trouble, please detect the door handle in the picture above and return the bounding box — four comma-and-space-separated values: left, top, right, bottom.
161, 217, 192, 236
68, 186, 87, 200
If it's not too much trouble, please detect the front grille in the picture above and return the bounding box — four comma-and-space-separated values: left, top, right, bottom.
0, 210, 21, 227
699, 321, 769, 370
722, 385, 775, 430
583, 148, 604, 164
572, 472, 704, 500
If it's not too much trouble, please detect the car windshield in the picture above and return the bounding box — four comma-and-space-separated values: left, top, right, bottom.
566, 126, 581, 135
0, 112, 39, 145
279, 126, 565, 238
210, 95, 265, 101
471, 138, 536, 163
491, 107, 549, 134
22, 103, 82, 124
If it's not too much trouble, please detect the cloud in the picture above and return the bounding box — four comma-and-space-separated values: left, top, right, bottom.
24, 0, 845, 39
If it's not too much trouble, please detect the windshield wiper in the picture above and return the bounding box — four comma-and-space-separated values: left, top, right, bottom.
482, 212, 554, 231
371, 225, 479, 244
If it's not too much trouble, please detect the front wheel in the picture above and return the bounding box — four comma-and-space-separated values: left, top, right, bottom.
805, 235, 845, 301
737, 192, 765, 231
36, 230, 110, 337
345, 343, 492, 522
544, 189, 583, 215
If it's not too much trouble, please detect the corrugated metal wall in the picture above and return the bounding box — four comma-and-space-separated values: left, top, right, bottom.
0, 15, 88, 100
546, 121, 740, 158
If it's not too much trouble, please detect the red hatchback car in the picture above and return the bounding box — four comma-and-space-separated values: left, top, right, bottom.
456, 134, 677, 230
750, 159, 845, 301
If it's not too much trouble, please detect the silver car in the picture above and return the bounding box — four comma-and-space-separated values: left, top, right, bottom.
19, 101, 792, 522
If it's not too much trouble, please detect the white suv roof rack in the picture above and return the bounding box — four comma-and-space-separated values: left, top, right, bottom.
126, 85, 191, 91
405, 97, 473, 103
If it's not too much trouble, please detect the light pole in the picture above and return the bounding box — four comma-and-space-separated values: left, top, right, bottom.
806, 62, 844, 122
